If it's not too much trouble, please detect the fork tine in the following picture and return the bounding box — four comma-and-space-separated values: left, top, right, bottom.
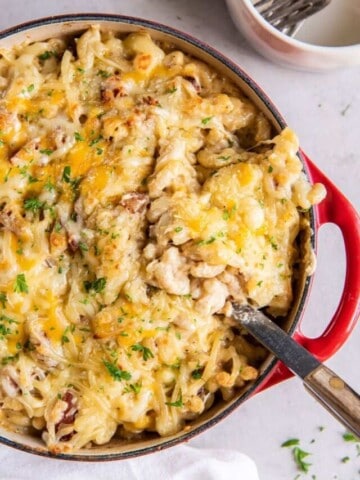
255, 0, 331, 31
275, 1, 330, 27
253, 0, 274, 9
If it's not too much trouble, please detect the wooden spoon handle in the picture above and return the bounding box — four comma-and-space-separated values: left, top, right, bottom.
304, 365, 360, 438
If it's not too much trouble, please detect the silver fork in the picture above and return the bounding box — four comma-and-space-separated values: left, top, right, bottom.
253, 0, 331, 37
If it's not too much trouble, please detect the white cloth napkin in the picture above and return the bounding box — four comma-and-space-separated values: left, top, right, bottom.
0, 443, 259, 480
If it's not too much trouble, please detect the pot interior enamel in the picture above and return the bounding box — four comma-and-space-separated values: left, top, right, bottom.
0, 15, 313, 460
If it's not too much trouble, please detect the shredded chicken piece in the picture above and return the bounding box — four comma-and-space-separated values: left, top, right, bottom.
146, 247, 190, 295
196, 279, 229, 315
0, 365, 20, 398
190, 262, 225, 278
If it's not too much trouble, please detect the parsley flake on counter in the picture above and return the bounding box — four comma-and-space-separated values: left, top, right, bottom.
103, 361, 131, 381
14, 273, 29, 293
343, 432, 359, 442
281, 438, 300, 448
293, 446, 312, 473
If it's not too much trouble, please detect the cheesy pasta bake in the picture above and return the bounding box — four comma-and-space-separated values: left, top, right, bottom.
0, 26, 325, 452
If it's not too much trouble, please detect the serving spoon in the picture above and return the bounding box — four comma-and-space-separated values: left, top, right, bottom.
232, 303, 360, 437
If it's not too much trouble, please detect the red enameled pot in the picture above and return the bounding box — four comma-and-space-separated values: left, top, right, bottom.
0, 14, 359, 461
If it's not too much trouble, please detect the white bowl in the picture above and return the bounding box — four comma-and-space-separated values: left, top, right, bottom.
226, 0, 360, 71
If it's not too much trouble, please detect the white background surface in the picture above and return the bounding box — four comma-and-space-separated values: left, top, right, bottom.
0, 1, 359, 479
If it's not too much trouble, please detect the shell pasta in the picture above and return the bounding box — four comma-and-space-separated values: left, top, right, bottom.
0, 27, 325, 452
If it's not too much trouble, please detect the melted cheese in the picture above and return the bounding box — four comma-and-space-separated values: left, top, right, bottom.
0, 26, 326, 453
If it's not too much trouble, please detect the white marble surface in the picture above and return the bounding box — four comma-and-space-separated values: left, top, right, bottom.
0, 1, 359, 479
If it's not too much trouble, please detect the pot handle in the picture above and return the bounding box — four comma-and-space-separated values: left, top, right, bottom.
257, 151, 360, 392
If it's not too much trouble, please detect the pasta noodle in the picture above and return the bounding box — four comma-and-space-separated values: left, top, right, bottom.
0, 26, 325, 452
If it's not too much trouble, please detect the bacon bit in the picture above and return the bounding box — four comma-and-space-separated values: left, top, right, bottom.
100, 75, 127, 103
120, 192, 149, 214
184, 75, 201, 93
55, 391, 78, 441
142, 96, 159, 106
68, 236, 79, 253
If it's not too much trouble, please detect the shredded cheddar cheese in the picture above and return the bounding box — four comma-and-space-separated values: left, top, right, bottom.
0, 27, 325, 453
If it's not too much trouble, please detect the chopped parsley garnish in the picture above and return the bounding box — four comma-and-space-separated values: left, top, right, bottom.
61, 166, 81, 191
27, 84, 35, 93
165, 86, 177, 94
174, 226, 183, 233
28, 175, 38, 184
74, 132, 84, 142
0, 324, 11, 338
129, 383, 141, 394
61, 327, 71, 345
222, 205, 237, 221
89, 135, 103, 146
1, 354, 19, 365
166, 392, 183, 408
23, 197, 45, 214
201, 116, 213, 125
268, 165, 273, 173
269, 236, 278, 250
103, 360, 131, 381
97, 70, 111, 78
14, 273, 28, 293
39, 148, 53, 156
38, 50, 57, 61
256, 280, 263, 287
0, 314, 18, 325
293, 447, 311, 473
0, 292, 7, 308
131, 343, 154, 361
78, 242, 89, 252
62, 165, 72, 183
83, 277, 107, 294
341, 456, 350, 463
217, 155, 231, 161
343, 432, 359, 442
44, 179, 55, 192
96, 147, 103, 155
281, 438, 300, 448
4, 167, 12, 182
196, 236, 216, 246
191, 368, 203, 380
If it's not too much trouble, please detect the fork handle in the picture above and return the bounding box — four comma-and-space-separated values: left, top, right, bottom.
304, 365, 360, 438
